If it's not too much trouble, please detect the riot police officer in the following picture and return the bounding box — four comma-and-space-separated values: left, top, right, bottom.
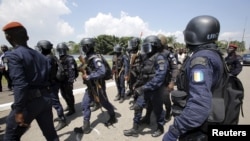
126, 37, 142, 110
225, 44, 242, 76
2, 21, 59, 141
36, 40, 67, 131
157, 34, 179, 122
74, 37, 117, 134
112, 44, 129, 103
124, 35, 168, 137
163, 15, 224, 141
56, 42, 77, 116
0, 44, 12, 91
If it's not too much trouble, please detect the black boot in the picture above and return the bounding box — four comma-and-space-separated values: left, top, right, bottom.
55, 117, 67, 131
123, 123, 139, 137
114, 94, 120, 101
104, 115, 117, 127
90, 103, 101, 112
66, 107, 75, 116
165, 112, 172, 123
140, 116, 150, 125
119, 97, 125, 103
74, 120, 91, 134
151, 124, 164, 137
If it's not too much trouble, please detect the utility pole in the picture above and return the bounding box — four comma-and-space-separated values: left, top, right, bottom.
241, 17, 248, 53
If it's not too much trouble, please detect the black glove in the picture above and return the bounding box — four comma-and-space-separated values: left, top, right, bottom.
134, 87, 144, 96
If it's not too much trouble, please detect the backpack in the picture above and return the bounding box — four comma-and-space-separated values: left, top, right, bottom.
98, 54, 112, 80
55, 57, 67, 81
73, 59, 79, 79
87, 54, 112, 80
171, 49, 244, 125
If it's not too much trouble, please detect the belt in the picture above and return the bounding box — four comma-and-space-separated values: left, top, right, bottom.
28, 89, 42, 100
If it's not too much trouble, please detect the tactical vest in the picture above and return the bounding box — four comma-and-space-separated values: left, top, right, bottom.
130, 52, 143, 77
176, 56, 190, 91
112, 54, 123, 70
137, 53, 159, 86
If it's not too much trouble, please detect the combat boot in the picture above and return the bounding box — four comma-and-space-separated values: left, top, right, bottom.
65, 107, 75, 116
74, 120, 91, 134
123, 123, 139, 137
165, 112, 172, 123
140, 116, 150, 125
119, 97, 125, 103
104, 114, 117, 127
151, 124, 164, 137
114, 94, 120, 101
55, 117, 67, 131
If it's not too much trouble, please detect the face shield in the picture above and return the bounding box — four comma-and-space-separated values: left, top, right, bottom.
34, 46, 42, 53
141, 43, 152, 54
57, 48, 67, 56
128, 40, 138, 54
113, 46, 122, 53
80, 44, 90, 55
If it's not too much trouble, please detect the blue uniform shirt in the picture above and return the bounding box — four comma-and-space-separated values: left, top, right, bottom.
5, 46, 50, 113
87, 54, 106, 80
163, 49, 224, 141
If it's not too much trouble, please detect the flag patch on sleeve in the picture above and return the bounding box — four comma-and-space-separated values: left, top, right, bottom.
193, 70, 204, 82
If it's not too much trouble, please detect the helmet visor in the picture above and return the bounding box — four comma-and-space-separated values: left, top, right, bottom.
141, 43, 152, 54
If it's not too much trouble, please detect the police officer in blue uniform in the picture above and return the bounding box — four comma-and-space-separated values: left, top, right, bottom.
163, 15, 224, 141
56, 43, 77, 116
0, 44, 12, 91
124, 35, 168, 137
2, 22, 59, 141
74, 38, 117, 134
157, 34, 179, 122
225, 44, 242, 76
112, 44, 129, 103
36, 40, 67, 131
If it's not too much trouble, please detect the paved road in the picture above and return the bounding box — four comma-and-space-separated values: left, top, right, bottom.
0, 67, 250, 141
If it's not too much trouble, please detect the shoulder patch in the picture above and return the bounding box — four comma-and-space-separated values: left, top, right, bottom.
190, 57, 207, 68
192, 69, 205, 82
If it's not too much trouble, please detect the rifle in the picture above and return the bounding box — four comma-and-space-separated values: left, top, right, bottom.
127, 53, 138, 82
78, 55, 103, 112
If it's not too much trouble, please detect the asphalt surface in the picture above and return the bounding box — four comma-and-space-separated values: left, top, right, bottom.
0, 66, 250, 141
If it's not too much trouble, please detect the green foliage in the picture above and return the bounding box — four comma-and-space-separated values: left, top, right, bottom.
64, 35, 245, 55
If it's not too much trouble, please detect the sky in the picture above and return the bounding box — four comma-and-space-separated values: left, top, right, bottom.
0, 0, 250, 49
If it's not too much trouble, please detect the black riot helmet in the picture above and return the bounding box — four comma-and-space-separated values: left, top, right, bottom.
183, 15, 220, 46
141, 35, 162, 55
36, 40, 53, 55
113, 44, 122, 53
127, 37, 140, 53
0, 44, 9, 52
80, 38, 95, 55
56, 42, 69, 56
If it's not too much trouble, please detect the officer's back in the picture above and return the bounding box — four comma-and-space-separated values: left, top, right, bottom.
163, 15, 224, 141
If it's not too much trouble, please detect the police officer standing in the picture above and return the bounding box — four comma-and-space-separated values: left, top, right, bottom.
56, 42, 78, 116
163, 15, 224, 141
112, 44, 129, 103
126, 37, 142, 109
0, 44, 12, 92
2, 22, 59, 141
74, 38, 117, 134
157, 34, 179, 122
225, 44, 242, 76
36, 40, 67, 131
124, 35, 168, 137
